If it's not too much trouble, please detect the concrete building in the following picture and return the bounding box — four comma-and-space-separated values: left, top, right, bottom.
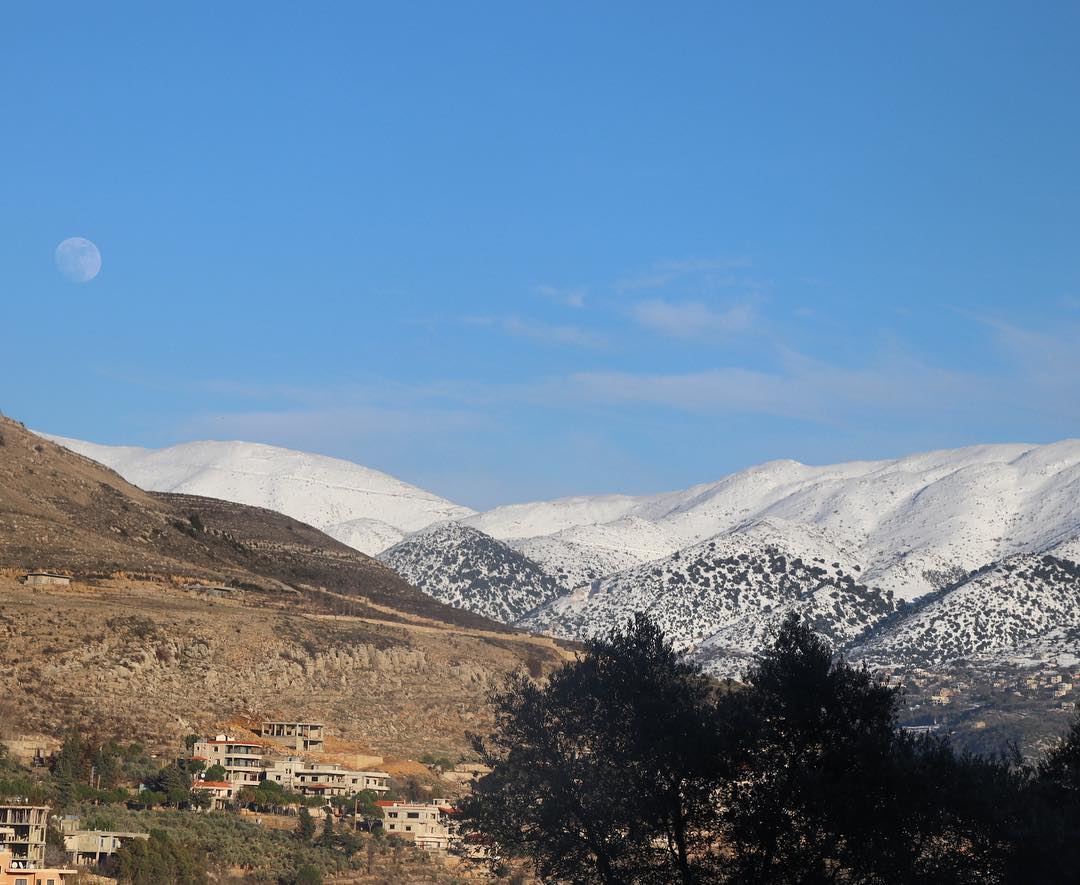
22, 573, 70, 588
0, 808, 48, 866
262, 757, 390, 798
0, 847, 77, 885
58, 818, 148, 867
376, 800, 454, 852
192, 735, 265, 785
260, 722, 325, 753
191, 780, 236, 811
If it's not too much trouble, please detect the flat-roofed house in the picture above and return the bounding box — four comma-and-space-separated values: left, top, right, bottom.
262, 757, 390, 798
376, 800, 454, 852
0, 846, 77, 885
191, 780, 236, 811
58, 818, 148, 867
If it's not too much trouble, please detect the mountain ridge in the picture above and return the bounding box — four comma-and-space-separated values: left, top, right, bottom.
38, 430, 1080, 677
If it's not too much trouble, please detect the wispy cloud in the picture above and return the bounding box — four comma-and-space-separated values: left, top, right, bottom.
536, 284, 587, 309
979, 316, 1080, 401
466, 315, 607, 348
614, 257, 753, 293
631, 299, 755, 338
504, 317, 606, 348
551, 350, 984, 423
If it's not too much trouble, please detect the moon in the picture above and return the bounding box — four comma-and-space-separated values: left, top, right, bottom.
55, 237, 102, 283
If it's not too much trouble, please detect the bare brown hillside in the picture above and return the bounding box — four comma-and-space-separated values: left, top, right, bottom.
0, 415, 496, 629
0, 415, 574, 756
0, 575, 569, 756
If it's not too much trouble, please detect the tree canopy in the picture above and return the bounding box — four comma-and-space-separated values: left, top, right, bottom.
460, 612, 1080, 885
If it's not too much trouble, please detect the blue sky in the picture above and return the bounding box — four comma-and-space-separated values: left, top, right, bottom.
2, 2, 1079, 508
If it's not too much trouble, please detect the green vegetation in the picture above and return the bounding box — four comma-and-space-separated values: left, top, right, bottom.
0, 743, 46, 803
421, 752, 457, 772
462, 612, 1080, 884
114, 828, 206, 885
203, 762, 227, 781
329, 788, 384, 819
297, 805, 316, 842
83, 807, 378, 882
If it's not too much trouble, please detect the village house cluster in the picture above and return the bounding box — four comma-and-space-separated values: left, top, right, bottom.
0, 713, 480, 877
898, 664, 1080, 713
189, 720, 393, 808
187, 719, 465, 854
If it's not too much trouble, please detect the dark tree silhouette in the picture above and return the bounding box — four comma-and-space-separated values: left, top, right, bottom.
461, 610, 1078, 885
717, 615, 1020, 884
459, 613, 724, 884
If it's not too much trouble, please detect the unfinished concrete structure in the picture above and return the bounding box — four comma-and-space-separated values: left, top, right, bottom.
59, 818, 148, 867
377, 800, 454, 852
0, 807, 48, 865
260, 721, 325, 753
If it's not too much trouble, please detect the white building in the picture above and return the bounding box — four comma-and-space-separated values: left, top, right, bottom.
376, 800, 455, 852
261, 756, 390, 798
192, 735, 266, 785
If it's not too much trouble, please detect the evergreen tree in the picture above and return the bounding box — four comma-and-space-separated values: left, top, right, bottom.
203, 763, 227, 781
459, 613, 725, 884
462, 611, 1039, 885
318, 810, 335, 847
716, 615, 1019, 883
52, 730, 87, 808
297, 806, 316, 842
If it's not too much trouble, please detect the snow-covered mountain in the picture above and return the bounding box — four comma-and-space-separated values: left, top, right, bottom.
473, 441, 1080, 603
852, 553, 1080, 669
44, 431, 1080, 675
520, 519, 899, 674
42, 435, 474, 555
378, 522, 567, 623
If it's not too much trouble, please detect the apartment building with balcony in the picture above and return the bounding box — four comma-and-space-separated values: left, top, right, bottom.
191, 735, 266, 785
0, 847, 77, 885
